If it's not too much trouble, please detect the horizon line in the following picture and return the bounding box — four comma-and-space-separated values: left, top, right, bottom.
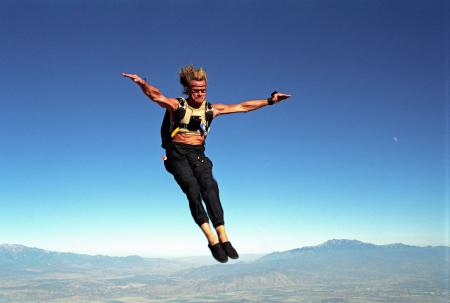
1, 238, 449, 259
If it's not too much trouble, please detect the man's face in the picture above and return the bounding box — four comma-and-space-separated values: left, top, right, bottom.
188, 80, 207, 104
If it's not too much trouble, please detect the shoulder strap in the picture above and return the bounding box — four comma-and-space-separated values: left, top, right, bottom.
176, 97, 187, 123
205, 102, 213, 130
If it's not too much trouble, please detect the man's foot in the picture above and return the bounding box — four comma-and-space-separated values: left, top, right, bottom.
208, 243, 228, 263
220, 241, 239, 259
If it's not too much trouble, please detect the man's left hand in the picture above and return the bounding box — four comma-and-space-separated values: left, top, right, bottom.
272, 92, 291, 103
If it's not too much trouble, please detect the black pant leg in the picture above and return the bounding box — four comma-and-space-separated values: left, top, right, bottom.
164, 147, 209, 226
189, 153, 225, 228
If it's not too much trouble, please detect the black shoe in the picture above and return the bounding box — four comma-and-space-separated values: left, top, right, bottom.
221, 241, 239, 259
208, 243, 228, 263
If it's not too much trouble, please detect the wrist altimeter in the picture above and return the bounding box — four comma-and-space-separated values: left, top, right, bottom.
267, 91, 278, 105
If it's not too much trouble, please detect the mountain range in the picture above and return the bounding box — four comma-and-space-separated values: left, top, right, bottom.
0, 239, 448, 302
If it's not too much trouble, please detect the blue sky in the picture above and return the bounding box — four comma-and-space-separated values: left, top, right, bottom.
0, 0, 448, 257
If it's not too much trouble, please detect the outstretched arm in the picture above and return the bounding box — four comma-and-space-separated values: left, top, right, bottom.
122, 73, 179, 111
212, 92, 291, 118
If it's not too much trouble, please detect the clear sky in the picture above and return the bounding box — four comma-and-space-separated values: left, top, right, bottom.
1, 0, 448, 257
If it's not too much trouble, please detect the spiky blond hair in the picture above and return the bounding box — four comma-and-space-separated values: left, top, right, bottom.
179, 65, 207, 94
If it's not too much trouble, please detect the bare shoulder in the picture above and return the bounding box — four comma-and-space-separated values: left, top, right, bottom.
160, 97, 180, 111
211, 103, 226, 118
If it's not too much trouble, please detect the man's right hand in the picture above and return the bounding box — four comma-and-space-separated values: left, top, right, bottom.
122, 73, 146, 85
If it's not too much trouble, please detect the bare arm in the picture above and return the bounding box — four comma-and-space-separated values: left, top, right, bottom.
212, 92, 291, 118
122, 73, 178, 111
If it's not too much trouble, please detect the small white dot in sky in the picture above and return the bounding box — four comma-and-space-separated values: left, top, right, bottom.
393, 136, 398, 142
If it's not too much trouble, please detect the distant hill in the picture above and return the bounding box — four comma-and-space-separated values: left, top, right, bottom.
0, 244, 185, 276
259, 239, 448, 266
257, 239, 449, 278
